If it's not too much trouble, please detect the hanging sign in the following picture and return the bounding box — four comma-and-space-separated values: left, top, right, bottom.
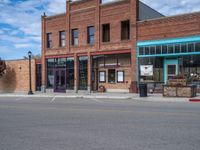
140, 65, 153, 76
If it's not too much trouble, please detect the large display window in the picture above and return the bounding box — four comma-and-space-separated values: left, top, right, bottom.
79, 56, 88, 90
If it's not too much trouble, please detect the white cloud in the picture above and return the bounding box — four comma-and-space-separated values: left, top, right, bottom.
1, 0, 200, 60
0, 30, 4, 34
0, 45, 12, 54
47, 0, 66, 14
141, 0, 200, 16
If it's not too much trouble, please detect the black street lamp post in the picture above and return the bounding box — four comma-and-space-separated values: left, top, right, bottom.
28, 51, 33, 95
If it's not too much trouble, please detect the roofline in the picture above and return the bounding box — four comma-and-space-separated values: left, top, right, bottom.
45, 13, 66, 19
100, 0, 128, 7
139, 1, 164, 17
4, 59, 36, 62
137, 11, 200, 23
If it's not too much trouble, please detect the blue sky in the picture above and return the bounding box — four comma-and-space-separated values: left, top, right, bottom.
0, 0, 200, 60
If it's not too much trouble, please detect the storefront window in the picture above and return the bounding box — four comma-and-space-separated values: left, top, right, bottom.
181, 44, 187, 53
156, 46, 161, 54
139, 57, 164, 82
79, 56, 88, 90
47, 69, 54, 88
145, 47, 150, 55
99, 71, 106, 83
168, 45, 174, 53
47, 59, 55, 88
117, 71, 124, 83
175, 44, 180, 53
66, 58, 74, 90
138, 41, 200, 56
162, 45, 167, 54
150, 46, 155, 55
195, 42, 200, 52
55, 58, 66, 68
108, 69, 115, 83
139, 47, 144, 55
105, 54, 117, 67
118, 53, 131, 66
188, 43, 194, 52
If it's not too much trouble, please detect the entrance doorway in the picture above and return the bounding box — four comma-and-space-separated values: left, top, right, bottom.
164, 59, 178, 83
54, 69, 66, 92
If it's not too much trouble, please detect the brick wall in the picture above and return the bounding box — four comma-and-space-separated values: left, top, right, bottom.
0, 59, 36, 93
137, 12, 200, 41
43, 0, 138, 56
41, 0, 139, 92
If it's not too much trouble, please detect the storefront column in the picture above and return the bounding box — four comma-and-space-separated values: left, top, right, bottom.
87, 53, 92, 93
41, 14, 46, 93
74, 54, 78, 93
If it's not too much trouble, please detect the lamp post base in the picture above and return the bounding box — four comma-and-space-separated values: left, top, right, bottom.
28, 91, 33, 95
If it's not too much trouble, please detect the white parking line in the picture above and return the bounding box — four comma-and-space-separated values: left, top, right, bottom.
91, 98, 103, 103
15, 97, 25, 101
51, 96, 56, 102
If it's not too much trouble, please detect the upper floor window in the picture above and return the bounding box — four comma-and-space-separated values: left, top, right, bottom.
87, 26, 95, 45
102, 24, 110, 42
121, 20, 130, 40
47, 33, 52, 48
59, 31, 66, 47
72, 29, 78, 46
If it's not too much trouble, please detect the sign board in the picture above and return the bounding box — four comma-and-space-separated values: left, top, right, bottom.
99, 71, 105, 82
117, 71, 124, 82
140, 65, 153, 76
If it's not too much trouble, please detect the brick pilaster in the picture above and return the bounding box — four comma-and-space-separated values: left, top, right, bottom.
95, 0, 100, 51
66, 0, 71, 53
87, 52, 92, 93
41, 14, 46, 92
130, 0, 139, 93
74, 54, 78, 93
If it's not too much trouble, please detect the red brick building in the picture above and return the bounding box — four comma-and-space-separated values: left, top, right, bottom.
41, 0, 200, 93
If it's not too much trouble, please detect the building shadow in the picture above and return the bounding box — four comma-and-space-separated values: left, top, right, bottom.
0, 66, 17, 93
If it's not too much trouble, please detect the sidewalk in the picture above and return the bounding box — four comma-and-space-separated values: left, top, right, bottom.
0, 92, 200, 102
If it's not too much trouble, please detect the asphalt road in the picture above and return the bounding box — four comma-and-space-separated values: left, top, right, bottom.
0, 97, 199, 150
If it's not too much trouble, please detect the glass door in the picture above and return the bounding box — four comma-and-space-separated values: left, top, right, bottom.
164, 59, 178, 84
54, 69, 66, 92
167, 65, 177, 80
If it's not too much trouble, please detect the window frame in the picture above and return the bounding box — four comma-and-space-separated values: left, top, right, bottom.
87, 26, 95, 45
99, 71, 106, 83
71, 29, 78, 46
47, 33, 52, 48
121, 20, 130, 41
117, 70, 125, 83
59, 31, 66, 47
102, 24, 110, 42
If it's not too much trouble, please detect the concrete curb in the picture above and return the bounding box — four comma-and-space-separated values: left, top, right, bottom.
0, 94, 132, 100
0, 94, 199, 102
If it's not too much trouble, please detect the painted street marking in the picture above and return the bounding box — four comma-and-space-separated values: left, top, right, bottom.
51, 96, 56, 102
91, 98, 103, 103
15, 97, 25, 101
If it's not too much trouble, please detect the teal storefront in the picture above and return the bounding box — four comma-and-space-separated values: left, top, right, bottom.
137, 35, 200, 92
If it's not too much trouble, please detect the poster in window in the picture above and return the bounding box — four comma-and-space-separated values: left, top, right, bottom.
99, 71, 105, 82
48, 75, 54, 85
140, 65, 153, 76
117, 71, 124, 82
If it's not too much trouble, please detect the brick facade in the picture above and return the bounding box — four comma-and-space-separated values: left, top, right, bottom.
41, 0, 200, 93
0, 59, 36, 93
42, 0, 139, 93
137, 12, 200, 41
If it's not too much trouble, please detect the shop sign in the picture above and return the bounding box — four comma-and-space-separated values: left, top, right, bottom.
140, 65, 153, 76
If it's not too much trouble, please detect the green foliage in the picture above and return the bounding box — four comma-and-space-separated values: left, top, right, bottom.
0, 60, 6, 77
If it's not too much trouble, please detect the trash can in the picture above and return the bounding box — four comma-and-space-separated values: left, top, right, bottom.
139, 83, 147, 97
